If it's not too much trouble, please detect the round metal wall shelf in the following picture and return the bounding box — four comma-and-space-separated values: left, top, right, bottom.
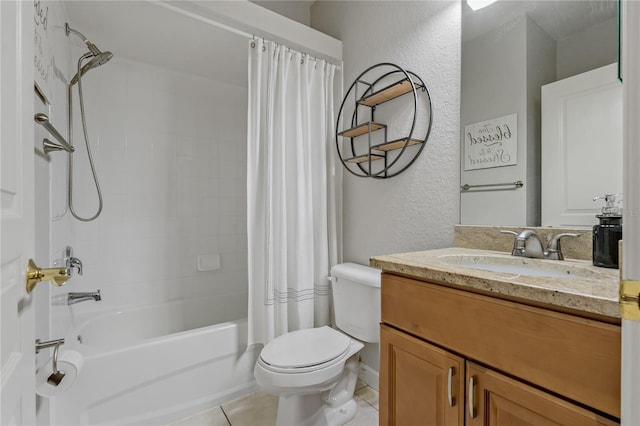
335, 63, 433, 179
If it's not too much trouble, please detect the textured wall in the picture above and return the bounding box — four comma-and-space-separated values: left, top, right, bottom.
311, 1, 461, 266
311, 0, 461, 376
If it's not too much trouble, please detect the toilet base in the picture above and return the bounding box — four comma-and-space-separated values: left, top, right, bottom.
274, 354, 361, 426
275, 394, 357, 426
323, 398, 357, 426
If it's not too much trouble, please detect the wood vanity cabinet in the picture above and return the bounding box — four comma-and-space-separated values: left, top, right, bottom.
379, 273, 621, 426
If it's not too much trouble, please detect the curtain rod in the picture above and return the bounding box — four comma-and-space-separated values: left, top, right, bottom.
250, 37, 341, 70
156, 2, 342, 71
158, 2, 253, 39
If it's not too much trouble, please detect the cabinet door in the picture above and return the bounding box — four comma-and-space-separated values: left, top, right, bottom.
380, 324, 464, 426
466, 362, 618, 426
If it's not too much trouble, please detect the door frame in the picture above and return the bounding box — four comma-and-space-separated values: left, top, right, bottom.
621, 1, 640, 425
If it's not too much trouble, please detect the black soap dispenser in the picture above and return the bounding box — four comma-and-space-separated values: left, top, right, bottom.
592, 194, 623, 269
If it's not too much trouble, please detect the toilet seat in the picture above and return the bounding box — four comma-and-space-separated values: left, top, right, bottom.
259, 326, 351, 373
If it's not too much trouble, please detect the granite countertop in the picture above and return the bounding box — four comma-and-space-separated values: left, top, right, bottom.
370, 247, 620, 319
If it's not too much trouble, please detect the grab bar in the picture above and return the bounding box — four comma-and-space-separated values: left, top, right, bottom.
460, 180, 523, 192
34, 113, 75, 153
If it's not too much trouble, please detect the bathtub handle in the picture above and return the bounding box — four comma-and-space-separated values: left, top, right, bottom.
64, 246, 83, 276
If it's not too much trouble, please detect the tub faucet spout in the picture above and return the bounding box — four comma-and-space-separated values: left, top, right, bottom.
67, 290, 101, 305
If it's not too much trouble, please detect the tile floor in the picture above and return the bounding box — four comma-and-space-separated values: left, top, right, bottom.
170, 381, 379, 426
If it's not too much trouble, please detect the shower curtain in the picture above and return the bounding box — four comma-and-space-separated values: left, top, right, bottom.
247, 38, 340, 346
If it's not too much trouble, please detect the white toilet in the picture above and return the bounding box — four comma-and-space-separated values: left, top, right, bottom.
254, 263, 381, 426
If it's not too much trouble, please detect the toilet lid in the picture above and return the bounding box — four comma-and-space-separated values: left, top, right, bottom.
260, 326, 351, 369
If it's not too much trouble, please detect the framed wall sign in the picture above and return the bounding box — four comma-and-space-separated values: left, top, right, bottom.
464, 113, 517, 171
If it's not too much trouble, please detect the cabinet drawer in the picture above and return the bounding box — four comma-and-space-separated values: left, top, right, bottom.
381, 273, 621, 418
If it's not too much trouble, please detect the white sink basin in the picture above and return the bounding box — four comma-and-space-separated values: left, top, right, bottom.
438, 254, 600, 279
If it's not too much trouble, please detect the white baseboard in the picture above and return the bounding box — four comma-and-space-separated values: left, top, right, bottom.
357, 362, 379, 391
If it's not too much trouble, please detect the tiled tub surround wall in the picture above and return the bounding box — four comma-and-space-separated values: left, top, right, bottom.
50, 55, 248, 336
454, 225, 592, 260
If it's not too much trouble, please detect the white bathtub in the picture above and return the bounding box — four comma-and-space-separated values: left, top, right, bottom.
53, 293, 260, 425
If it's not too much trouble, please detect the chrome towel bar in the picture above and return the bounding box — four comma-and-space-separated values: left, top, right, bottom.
34, 113, 74, 153
460, 180, 524, 192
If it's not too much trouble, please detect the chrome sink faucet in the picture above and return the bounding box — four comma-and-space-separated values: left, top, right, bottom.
502, 229, 544, 258
67, 290, 101, 305
501, 230, 579, 260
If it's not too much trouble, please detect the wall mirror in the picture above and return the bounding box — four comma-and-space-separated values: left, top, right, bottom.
460, 0, 620, 227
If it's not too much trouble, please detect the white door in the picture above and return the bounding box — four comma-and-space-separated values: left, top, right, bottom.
541, 63, 623, 227
1, 1, 36, 424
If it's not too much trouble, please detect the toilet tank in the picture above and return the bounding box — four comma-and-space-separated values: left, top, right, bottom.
330, 263, 381, 343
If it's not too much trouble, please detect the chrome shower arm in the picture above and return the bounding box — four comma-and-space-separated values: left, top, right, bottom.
65, 23, 88, 43
65, 23, 113, 76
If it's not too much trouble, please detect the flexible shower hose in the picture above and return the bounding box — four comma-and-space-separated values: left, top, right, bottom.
68, 52, 103, 222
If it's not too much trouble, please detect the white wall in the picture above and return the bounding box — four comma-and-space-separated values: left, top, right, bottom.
460, 15, 528, 226
557, 17, 618, 80
50, 54, 248, 337
311, 0, 461, 375
525, 17, 556, 226
252, 0, 311, 26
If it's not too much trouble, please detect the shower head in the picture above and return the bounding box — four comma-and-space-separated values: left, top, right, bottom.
69, 51, 113, 85
66, 23, 113, 85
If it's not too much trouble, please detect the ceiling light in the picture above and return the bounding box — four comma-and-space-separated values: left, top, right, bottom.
467, 0, 499, 11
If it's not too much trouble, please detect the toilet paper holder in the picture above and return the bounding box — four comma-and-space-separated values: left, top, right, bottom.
36, 338, 66, 386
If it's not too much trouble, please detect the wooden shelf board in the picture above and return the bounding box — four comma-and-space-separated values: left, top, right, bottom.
338, 122, 386, 138
372, 138, 424, 152
357, 79, 424, 107
345, 153, 385, 164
